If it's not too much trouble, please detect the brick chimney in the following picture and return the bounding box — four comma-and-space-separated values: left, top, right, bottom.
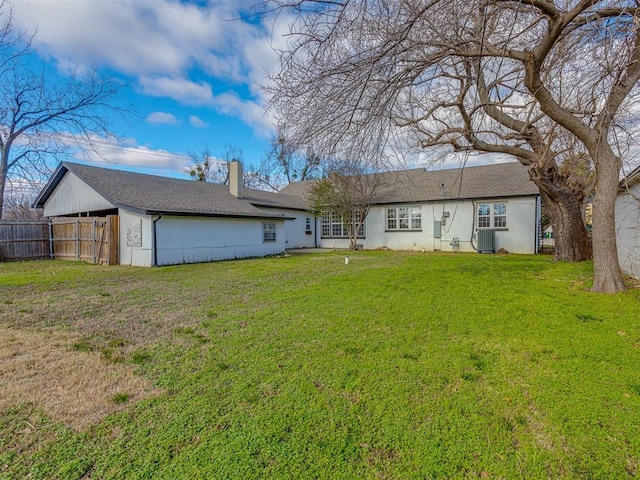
229, 161, 243, 198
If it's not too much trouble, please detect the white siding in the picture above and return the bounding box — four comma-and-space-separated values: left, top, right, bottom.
317, 196, 538, 254
43, 172, 114, 217
154, 216, 286, 266
119, 209, 154, 267
616, 187, 640, 279
262, 209, 316, 249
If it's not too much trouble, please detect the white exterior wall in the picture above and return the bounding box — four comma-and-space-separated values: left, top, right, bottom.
616, 187, 640, 279
119, 209, 154, 267
154, 216, 286, 266
317, 196, 539, 254
261, 208, 316, 249
118, 211, 288, 267
43, 172, 115, 217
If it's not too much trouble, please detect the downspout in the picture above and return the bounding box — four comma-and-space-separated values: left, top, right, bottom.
152, 214, 163, 267
535, 195, 541, 254
314, 215, 318, 248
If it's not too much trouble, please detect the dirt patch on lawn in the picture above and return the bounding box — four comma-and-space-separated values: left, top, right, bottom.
0, 326, 162, 431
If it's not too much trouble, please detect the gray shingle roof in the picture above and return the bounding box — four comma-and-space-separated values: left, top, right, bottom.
280, 162, 538, 205
620, 164, 640, 190
243, 188, 308, 210
35, 161, 538, 217
35, 162, 295, 219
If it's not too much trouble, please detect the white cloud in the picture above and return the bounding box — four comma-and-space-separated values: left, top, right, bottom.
139, 77, 214, 106
189, 115, 208, 128
13, 1, 226, 76
212, 92, 273, 137
9, 1, 287, 138
11, 1, 278, 87
145, 111, 181, 126
65, 135, 190, 172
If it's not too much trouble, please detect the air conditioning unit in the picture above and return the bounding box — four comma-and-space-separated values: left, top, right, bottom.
476, 228, 495, 253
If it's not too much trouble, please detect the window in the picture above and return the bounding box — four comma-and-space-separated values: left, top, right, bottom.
494, 203, 507, 228
263, 222, 276, 242
477, 202, 507, 228
305, 217, 312, 233
386, 206, 421, 230
320, 211, 365, 238
478, 204, 491, 228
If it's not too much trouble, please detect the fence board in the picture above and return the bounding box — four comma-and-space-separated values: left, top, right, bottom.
0, 221, 50, 260
1, 216, 119, 264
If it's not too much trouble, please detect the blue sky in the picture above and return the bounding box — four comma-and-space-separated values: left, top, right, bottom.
11, 0, 291, 180
15, 0, 637, 193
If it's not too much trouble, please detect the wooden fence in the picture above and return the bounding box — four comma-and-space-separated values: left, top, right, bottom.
50, 216, 119, 265
0, 220, 50, 261
0, 216, 119, 265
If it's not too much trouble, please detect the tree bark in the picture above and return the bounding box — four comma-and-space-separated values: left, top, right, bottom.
590, 146, 626, 293
528, 164, 591, 263
0, 149, 7, 220
0, 175, 5, 220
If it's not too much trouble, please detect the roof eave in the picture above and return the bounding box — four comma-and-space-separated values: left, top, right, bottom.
143, 209, 295, 220
619, 165, 640, 191
248, 201, 309, 211
32, 163, 68, 208
372, 192, 539, 206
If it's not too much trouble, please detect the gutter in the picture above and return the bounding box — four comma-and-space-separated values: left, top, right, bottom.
152, 214, 163, 267
144, 210, 295, 221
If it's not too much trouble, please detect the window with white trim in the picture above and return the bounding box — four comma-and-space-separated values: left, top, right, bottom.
477, 202, 507, 228
386, 206, 421, 230
321, 211, 365, 238
263, 222, 276, 242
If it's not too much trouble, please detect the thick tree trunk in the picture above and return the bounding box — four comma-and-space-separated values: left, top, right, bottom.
538, 190, 591, 262
590, 147, 626, 293
528, 164, 591, 263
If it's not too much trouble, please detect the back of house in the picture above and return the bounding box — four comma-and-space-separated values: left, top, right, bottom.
281, 162, 541, 255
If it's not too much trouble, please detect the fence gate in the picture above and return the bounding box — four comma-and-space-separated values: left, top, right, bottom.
50, 216, 119, 265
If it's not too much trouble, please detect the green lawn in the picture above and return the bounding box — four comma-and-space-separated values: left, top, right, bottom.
1, 252, 639, 479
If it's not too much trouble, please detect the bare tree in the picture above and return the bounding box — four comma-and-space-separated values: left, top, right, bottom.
2, 177, 41, 218
3, 195, 41, 219
308, 159, 381, 250
189, 137, 323, 191
265, 0, 638, 292
188, 143, 271, 189
0, 1, 125, 219
261, 128, 323, 188
187, 144, 230, 184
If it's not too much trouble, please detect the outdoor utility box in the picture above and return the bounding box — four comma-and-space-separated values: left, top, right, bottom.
433, 220, 442, 238
476, 228, 495, 253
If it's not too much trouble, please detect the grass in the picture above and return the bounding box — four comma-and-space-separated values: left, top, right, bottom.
1, 251, 639, 479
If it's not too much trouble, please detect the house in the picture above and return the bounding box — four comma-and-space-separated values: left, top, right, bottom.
616, 165, 640, 280
34, 160, 541, 266
281, 162, 541, 254
33, 161, 313, 266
